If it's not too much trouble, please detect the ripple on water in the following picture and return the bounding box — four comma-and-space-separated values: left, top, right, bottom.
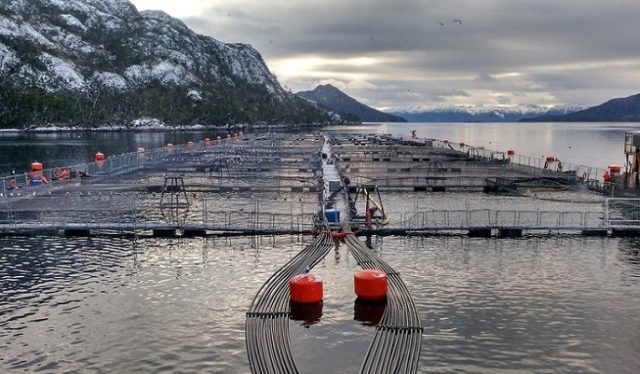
2, 235, 640, 373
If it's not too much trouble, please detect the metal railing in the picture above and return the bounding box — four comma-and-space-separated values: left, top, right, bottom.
202, 200, 320, 231
383, 208, 604, 230
604, 198, 640, 229
0, 138, 245, 195
426, 138, 608, 184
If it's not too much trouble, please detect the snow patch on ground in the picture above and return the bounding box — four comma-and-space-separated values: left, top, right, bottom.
130, 117, 166, 129
40, 53, 85, 89
42, 25, 95, 54
151, 61, 189, 84
93, 72, 127, 90
60, 14, 87, 32
0, 41, 20, 72
124, 61, 197, 85
186, 89, 202, 101
0, 17, 56, 49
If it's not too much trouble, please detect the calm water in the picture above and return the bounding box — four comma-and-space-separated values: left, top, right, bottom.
2, 122, 640, 175
334, 122, 640, 169
2, 235, 640, 373
3, 123, 640, 373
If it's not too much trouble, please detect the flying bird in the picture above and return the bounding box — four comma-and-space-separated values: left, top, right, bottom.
451, 19, 463, 25
438, 21, 445, 26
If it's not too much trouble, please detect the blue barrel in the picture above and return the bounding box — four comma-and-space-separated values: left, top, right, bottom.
325, 209, 340, 223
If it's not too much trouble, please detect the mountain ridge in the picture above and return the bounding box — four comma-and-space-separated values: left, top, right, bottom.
0, 0, 328, 127
391, 105, 583, 122
521, 92, 640, 122
296, 84, 406, 123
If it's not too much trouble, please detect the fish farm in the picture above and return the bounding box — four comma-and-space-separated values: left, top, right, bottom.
2, 131, 640, 373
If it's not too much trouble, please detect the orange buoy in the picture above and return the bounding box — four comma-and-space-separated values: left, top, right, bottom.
31, 162, 43, 173
289, 273, 323, 303
507, 149, 515, 156
354, 269, 388, 301
95, 152, 105, 161
546, 156, 555, 162
609, 164, 621, 173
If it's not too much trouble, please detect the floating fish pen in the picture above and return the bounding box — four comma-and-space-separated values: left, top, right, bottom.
330, 134, 583, 192
3, 131, 640, 373
0, 132, 635, 238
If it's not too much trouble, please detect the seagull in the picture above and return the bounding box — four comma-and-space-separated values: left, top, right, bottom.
451, 19, 463, 25
438, 21, 445, 26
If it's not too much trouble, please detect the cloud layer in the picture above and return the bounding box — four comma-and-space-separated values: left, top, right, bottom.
131, 0, 640, 110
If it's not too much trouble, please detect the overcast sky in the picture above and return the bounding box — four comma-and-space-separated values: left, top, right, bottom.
130, 0, 640, 111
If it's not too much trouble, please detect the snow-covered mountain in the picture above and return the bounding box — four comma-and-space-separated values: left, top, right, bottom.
391, 105, 584, 122
522, 93, 640, 122
0, 0, 327, 127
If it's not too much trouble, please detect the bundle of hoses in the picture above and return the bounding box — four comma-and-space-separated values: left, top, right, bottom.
245, 233, 333, 374
344, 234, 422, 374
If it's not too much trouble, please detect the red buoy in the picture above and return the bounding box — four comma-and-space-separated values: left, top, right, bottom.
289, 273, 323, 303
443, 139, 449, 144
354, 269, 388, 301
95, 152, 105, 161
507, 149, 515, 156
609, 164, 621, 173
546, 156, 555, 162
459, 142, 465, 147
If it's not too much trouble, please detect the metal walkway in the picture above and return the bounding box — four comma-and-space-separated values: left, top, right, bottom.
1, 203, 638, 237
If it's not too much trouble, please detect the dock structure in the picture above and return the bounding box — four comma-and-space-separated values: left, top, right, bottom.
0, 132, 638, 237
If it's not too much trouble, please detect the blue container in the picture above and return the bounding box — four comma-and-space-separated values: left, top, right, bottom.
325, 209, 340, 223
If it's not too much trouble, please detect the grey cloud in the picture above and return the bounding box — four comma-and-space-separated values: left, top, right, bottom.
171, 0, 640, 109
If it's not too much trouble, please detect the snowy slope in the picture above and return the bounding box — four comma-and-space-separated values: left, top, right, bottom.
0, 0, 322, 126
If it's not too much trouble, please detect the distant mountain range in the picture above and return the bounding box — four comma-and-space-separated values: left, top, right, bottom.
391, 105, 583, 122
296, 84, 406, 123
522, 92, 640, 122
0, 0, 327, 128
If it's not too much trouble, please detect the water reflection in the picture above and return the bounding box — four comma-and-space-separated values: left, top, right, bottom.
290, 301, 323, 327
353, 298, 386, 326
